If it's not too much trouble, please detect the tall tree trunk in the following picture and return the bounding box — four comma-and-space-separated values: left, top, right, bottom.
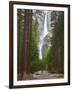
22, 10, 32, 80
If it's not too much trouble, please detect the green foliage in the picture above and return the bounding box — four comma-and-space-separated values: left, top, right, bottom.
46, 12, 64, 74
30, 16, 41, 73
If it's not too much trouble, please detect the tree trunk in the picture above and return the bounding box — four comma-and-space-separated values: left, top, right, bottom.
22, 10, 32, 80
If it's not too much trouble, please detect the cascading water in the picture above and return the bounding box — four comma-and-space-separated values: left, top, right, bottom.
39, 11, 48, 60
39, 43, 42, 59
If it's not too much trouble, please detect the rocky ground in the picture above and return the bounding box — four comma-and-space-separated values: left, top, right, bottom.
30, 71, 64, 80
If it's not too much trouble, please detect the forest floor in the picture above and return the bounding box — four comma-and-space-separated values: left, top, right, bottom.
30, 71, 64, 80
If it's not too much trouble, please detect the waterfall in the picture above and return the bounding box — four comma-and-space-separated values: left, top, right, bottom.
39, 11, 48, 60
39, 43, 42, 59
43, 11, 48, 39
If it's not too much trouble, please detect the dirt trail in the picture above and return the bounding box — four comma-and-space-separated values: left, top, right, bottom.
30, 71, 64, 80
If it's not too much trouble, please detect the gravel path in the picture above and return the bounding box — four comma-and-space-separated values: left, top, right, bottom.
30, 71, 64, 80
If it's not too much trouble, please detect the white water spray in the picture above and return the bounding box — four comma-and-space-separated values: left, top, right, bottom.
39, 11, 48, 60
